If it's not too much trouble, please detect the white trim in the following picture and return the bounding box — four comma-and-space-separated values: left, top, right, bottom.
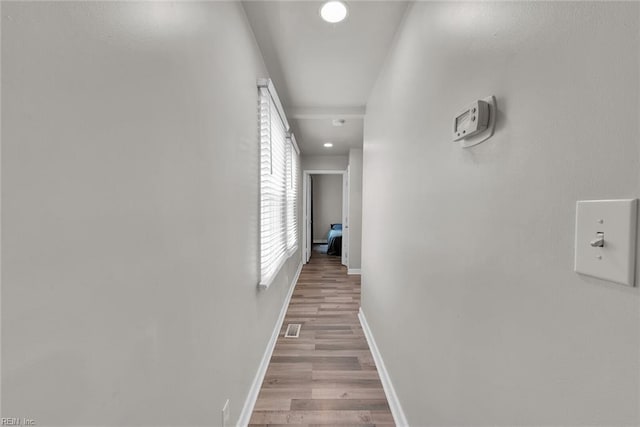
288, 132, 300, 156
304, 169, 346, 174
347, 268, 361, 275
358, 308, 409, 427
342, 165, 349, 267
258, 255, 289, 289
287, 106, 366, 119
313, 240, 328, 244
257, 78, 290, 131
302, 169, 348, 267
303, 173, 312, 264
238, 262, 303, 427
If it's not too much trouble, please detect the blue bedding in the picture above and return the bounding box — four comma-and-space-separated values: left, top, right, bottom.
327, 224, 342, 256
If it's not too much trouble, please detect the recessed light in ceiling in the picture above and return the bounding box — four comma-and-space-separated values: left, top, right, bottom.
332, 119, 346, 127
324, 142, 334, 148
320, 1, 348, 24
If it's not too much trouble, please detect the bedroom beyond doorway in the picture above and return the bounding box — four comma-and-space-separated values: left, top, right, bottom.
302, 169, 348, 267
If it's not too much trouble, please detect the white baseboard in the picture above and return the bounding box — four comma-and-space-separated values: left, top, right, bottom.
358, 307, 409, 427
237, 262, 303, 427
313, 239, 328, 244
347, 268, 361, 275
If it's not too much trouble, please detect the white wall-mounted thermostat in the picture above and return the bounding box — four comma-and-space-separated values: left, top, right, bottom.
452, 95, 496, 148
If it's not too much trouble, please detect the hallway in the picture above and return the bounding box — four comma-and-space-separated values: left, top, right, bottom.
3, 2, 640, 426
249, 254, 393, 426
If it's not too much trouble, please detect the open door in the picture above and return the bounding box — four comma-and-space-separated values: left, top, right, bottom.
304, 174, 312, 263
302, 170, 347, 265
342, 166, 349, 267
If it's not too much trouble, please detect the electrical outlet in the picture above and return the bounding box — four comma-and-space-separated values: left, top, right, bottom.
221, 399, 230, 427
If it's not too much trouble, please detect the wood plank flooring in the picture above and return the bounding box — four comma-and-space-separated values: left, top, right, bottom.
249, 253, 394, 427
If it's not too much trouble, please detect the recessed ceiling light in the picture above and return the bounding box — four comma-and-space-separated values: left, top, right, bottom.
320, 1, 348, 24
324, 142, 334, 148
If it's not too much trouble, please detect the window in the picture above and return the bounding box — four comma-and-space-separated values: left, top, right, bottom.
259, 79, 299, 287
286, 133, 299, 252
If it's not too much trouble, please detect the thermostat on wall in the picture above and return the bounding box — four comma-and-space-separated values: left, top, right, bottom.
452, 96, 496, 148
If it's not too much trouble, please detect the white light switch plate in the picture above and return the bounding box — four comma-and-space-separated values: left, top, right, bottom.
574, 199, 637, 286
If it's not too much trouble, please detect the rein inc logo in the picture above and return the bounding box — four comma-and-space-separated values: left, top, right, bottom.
1, 419, 36, 426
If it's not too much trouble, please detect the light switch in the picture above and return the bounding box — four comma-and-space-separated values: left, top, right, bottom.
574, 199, 638, 286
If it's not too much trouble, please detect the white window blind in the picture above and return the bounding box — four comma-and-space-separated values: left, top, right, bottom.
259, 80, 299, 287
286, 134, 299, 252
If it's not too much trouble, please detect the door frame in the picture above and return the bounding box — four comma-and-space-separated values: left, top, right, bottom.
302, 169, 348, 266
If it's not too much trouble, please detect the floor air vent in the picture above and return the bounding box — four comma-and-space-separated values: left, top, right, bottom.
284, 324, 301, 338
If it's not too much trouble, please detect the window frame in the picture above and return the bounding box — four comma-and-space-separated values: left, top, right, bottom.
258, 79, 300, 288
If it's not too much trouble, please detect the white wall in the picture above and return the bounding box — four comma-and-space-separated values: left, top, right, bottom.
301, 154, 348, 171
1, 2, 301, 425
348, 149, 363, 270
312, 175, 343, 242
362, 2, 640, 426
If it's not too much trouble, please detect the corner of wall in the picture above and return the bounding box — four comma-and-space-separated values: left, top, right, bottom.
358, 308, 409, 427
237, 261, 303, 427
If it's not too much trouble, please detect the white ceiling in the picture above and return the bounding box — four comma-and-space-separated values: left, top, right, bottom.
243, 1, 409, 156
294, 117, 363, 155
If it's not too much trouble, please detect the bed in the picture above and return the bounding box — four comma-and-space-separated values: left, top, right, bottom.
326, 223, 342, 256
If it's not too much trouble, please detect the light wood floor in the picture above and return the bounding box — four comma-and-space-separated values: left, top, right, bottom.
249, 253, 394, 427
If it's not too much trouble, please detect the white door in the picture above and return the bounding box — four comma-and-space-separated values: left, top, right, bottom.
305, 174, 312, 263
342, 167, 349, 266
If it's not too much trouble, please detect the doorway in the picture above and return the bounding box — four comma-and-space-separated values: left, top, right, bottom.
302, 169, 348, 266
